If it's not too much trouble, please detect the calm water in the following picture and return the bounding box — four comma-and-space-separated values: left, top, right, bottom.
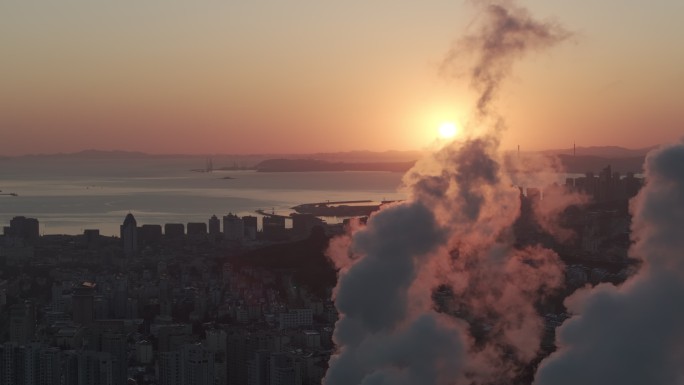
0, 157, 406, 236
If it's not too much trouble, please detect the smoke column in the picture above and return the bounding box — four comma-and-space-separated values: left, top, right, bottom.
442, 1, 570, 120
324, 2, 572, 384
534, 139, 684, 385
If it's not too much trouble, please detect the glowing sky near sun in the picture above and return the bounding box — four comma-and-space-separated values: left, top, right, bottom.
1, 1, 682, 155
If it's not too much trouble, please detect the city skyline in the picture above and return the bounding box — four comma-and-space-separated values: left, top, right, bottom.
1, 2, 683, 384
2, 1, 683, 155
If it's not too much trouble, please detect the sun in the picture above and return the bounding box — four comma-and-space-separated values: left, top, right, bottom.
438, 122, 458, 139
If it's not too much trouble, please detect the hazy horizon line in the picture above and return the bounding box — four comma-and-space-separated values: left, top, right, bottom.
0, 144, 661, 159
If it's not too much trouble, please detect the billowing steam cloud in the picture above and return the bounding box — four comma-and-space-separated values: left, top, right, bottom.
534, 139, 684, 385
324, 2, 573, 385
325, 203, 467, 385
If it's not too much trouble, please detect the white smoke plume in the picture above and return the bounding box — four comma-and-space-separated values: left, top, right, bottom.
325, 202, 468, 385
442, 0, 570, 119
406, 140, 566, 385
534, 139, 684, 385
324, 2, 574, 385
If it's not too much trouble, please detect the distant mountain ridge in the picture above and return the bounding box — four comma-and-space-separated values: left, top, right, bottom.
4, 146, 654, 159
541, 145, 657, 158
2, 146, 653, 174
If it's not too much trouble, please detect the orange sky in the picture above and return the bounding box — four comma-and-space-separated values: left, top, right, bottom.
1, 1, 682, 155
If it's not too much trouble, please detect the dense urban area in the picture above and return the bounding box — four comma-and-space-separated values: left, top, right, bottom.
0, 166, 643, 385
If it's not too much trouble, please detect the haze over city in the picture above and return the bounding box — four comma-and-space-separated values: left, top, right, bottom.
1, 1, 683, 385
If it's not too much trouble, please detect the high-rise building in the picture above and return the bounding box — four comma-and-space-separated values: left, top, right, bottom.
183, 344, 215, 385
140, 224, 162, 246
242, 216, 258, 240
0, 343, 67, 385
83, 229, 100, 249
136, 341, 154, 365
223, 213, 244, 241
113, 277, 128, 319
72, 282, 95, 326
247, 350, 271, 385
77, 351, 114, 385
94, 296, 109, 320
0, 342, 19, 385
158, 350, 182, 385
263, 216, 287, 241
227, 329, 264, 385
6, 216, 40, 241
269, 352, 302, 385
187, 222, 207, 236
209, 215, 221, 237
120, 213, 138, 257
278, 309, 313, 330
157, 344, 215, 385
9, 301, 36, 344
38, 347, 62, 385
101, 332, 127, 385
291, 214, 324, 240
205, 329, 227, 353
165, 223, 185, 239
157, 324, 193, 353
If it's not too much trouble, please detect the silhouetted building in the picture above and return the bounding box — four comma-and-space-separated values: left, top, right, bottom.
158, 350, 183, 385
77, 350, 115, 385
120, 213, 138, 257
187, 222, 207, 236
584, 172, 598, 200
9, 301, 36, 344
5, 216, 39, 241
83, 229, 100, 250
598, 165, 613, 202
623, 172, 642, 198
140, 224, 163, 246
113, 277, 128, 319
0, 342, 53, 385
209, 215, 221, 237
291, 214, 324, 239
269, 352, 302, 385
223, 213, 244, 241
227, 330, 263, 385
165, 223, 185, 239
38, 347, 63, 385
248, 350, 271, 385
242, 216, 258, 240
73, 282, 95, 326
262, 216, 287, 241
158, 343, 215, 385
567, 166, 643, 204
101, 332, 127, 385
279, 309, 313, 330
183, 344, 215, 385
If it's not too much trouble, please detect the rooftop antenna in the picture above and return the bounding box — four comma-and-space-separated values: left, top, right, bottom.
517, 145, 520, 159
573, 141, 576, 157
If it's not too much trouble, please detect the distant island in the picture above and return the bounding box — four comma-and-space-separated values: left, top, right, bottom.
256, 153, 646, 174
255, 159, 415, 173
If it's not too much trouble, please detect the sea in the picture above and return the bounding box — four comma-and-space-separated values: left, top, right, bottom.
0, 156, 407, 236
